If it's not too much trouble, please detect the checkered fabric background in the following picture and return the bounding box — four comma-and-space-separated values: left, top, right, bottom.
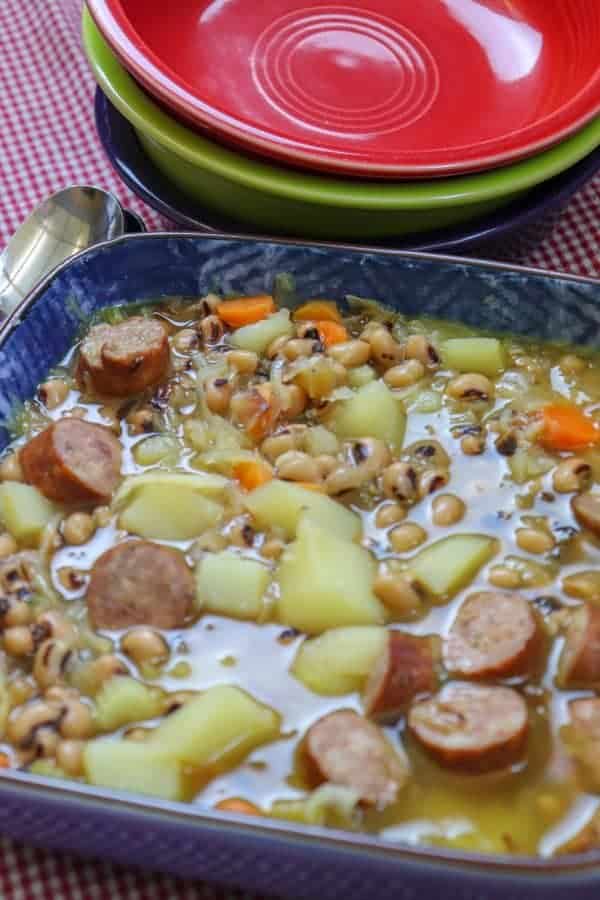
0, 0, 599, 895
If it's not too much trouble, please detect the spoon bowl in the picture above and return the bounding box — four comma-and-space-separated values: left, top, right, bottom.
0, 186, 125, 316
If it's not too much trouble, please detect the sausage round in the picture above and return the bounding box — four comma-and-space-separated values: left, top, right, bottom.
408, 683, 528, 773
443, 591, 540, 679
77, 317, 169, 396
565, 697, 600, 791
557, 604, 600, 688
20, 419, 121, 504
363, 631, 437, 723
305, 709, 409, 808
87, 540, 194, 630
571, 493, 600, 538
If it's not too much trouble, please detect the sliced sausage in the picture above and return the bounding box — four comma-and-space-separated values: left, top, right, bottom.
443, 591, 540, 679
21, 419, 121, 504
87, 540, 194, 630
305, 709, 408, 808
557, 604, 600, 688
408, 683, 528, 774
363, 631, 437, 723
564, 697, 600, 792
77, 317, 169, 396
572, 493, 600, 538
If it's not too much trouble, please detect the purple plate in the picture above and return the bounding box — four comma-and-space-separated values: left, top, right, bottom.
95, 88, 600, 260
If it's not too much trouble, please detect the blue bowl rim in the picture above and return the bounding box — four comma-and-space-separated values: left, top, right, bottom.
0, 230, 599, 878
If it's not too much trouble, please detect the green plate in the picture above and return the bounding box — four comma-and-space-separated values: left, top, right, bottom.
83, 9, 600, 239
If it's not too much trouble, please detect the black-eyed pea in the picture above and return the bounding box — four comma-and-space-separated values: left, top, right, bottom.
562, 570, 600, 601
404, 440, 451, 470
461, 433, 486, 455
35, 611, 77, 645
261, 538, 285, 560
280, 384, 308, 419
227, 349, 259, 375
59, 698, 95, 740
261, 428, 307, 462
34, 727, 60, 759
552, 458, 592, 494
383, 360, 426, 388
197, 292, 221, 317
124, 727, 151, 742
121, 627, 170, 668
205, 377, 233, 414
314, 454, 338, 478
4, 626, 35, 657
56, 567, 87, 593
375, 501, 406, 529
62, 512, 95, 546
173, 328, 200, 354
4, 599, 32, 628
432, 494, 465, 526
8, 676, 35, 708
295, 323, 321, 341
277, 451, 322, 483
373, 568, 424, 618
368, 329, 404, 370
325, 439, 390, 494
56, 739, 85, 776
33, 639, 73, 690
405, 335, 440, 369
93, 506, 112, 529
126, 408, 155, 435
283, 339, 320, 360
327, 340, 371, 368
382, 462, 418, 502
0, 452, 23, 483
418, 468, 449, 497
38, 379, 70, 410
87, 655, 129, 692
447, 373, 494, 402
488, 565, 521, 590
225, 518, 256, 548
515, 528, 554, 555
389, 522, 427, 553
266, 335, 290, 358
6, 699, 62, 748
0, 533, 17, 560
199, 314, 225, 345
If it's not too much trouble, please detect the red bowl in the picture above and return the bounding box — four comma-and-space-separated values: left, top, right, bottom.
86, 0, 600, 179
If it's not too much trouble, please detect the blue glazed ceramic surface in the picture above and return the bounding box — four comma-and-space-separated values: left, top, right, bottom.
0, 234, 599, 897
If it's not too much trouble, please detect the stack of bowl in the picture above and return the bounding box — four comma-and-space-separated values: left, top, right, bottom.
83, 1, 600, 255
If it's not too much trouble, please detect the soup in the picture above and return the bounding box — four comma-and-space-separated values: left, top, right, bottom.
0, 288, 599, 857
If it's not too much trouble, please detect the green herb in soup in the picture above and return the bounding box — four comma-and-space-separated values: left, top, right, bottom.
1, 288, 600, 856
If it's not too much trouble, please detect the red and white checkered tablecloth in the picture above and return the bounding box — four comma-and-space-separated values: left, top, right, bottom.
0, 1, 600, 896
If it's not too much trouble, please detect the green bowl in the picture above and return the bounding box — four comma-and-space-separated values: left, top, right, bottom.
83, 9, 600, 240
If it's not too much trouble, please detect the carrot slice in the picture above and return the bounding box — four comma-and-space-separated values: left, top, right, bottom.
215, 798, 262, 816
294, 300, 342, 323
217, 295, 276, 328
315, 320, 349, 347
0, 753, 10, 768
540, 404, 600, 451
233, 459, 273, 491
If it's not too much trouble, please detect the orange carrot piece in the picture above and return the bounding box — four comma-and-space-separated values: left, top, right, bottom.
540, 404, 600, 451
215, 798, 262, 816
294, 300, 342, 323
217, 295, 276, 328
233, 459, 273, 491
315, 320, 349, 347
0, 753, 10, 768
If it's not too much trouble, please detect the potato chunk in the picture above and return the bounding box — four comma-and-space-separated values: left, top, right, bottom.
119, 483, 222, 541
231, 310, 294, 354
408, 534, 498, 600
440, 338, 505, 377
0, 482, 56, 544
328, 380, 406, 451
277, 518, 384, 634
292, 627, 387, 695
245, 479, 360, 541
196, 551, 271, 619
148, 685, 280, 767
84, 739, 184, 801
94, 676, 164, 732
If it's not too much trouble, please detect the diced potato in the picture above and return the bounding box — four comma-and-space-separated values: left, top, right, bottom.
292, 358, 339, 400
328, 380, 406, 451
113, 471, 228, 507
119, 484, 222, 540
193, 449, 258, 475
271, 784, 360, 827
348, 365, 376, 389
84, 739, 184, 800
277, 518, 384, 633
245, 479, 360, 541
231, 310, 294, 354
409, 534, 498, 600
0, 482, 56, 544
94, 676, 164, 732
196, 551, 270, 619
206, 414, 252, 450
291, 626, 386, 695
303, 426, 339, 457
133, 435, 180, 467
440, 338, 506, 377
148, 685, 280, 767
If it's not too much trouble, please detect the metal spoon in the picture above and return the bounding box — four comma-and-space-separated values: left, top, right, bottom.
0, 186, 127, 317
